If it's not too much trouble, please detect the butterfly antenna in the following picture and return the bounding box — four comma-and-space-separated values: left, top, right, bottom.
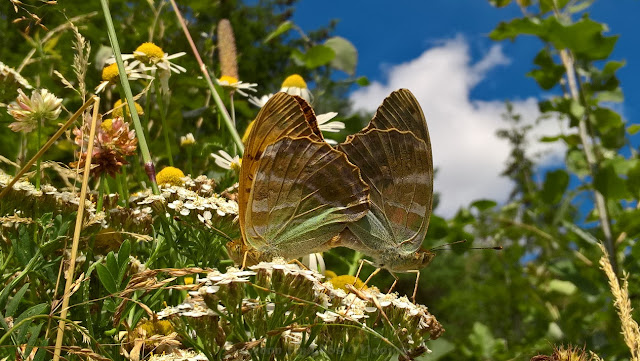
429, 240, 503, 252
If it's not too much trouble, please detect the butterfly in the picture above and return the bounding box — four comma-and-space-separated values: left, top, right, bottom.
335, 89, 435, 273
227, 92, 370, 265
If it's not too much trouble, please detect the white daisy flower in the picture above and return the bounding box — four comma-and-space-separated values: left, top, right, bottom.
96, 61, 155, 93
280, 74, 313, 103
217, 75, 257, 97
211, 150, 241, 172
248, 93, 273, 108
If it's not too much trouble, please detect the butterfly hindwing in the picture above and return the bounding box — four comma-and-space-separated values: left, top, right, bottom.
239, 93, 323, 242
338, 129, 433, 254
245, 136, 369, 259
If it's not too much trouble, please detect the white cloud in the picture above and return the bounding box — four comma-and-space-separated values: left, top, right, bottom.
350, 37, 565, 217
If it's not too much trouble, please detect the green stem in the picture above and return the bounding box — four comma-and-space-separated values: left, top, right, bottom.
96, 174, 105, 212
35, 121, 41, 190
348, 251, 363, 276
168, 0, 244, 153
155, 80, 174, 166
100, 0, 159, 194
186, 146, 193, 176
121, 166, 130, 203
116, 172, 126, 206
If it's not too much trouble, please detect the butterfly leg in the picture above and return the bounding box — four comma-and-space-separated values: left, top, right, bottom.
409, 269, 421, 303
387, 272, 399, 294
353, 258, 375, 289
241, 250, 249, 270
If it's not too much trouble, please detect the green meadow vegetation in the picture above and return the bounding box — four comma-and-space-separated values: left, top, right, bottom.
0, 0, 639, 360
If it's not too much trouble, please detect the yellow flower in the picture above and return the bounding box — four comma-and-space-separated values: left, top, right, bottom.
101, 63, 119, 82
329, 274, 367, 291
280, 74, 313, 103
134, 42, 165, 64
217, 76, 257, 97
100, 118, 113, 131
219, 75, 238, 84
156, 166, 185, 186
112, 99, 144, 118
281, 74, 307, 89
184, 276, 194, 285
180, 133, 195, 146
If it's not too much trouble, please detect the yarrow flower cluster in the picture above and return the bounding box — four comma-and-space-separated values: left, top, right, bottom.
70, 116, 138, 177
7, 88, 62, 133
155, 259, 443, 360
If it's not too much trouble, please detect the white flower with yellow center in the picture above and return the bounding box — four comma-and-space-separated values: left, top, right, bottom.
211, 150, 241, 172
180, 133, 196, 146
248, 93, 273, 108
217, 75, 257, 97
95, 61, 154, 93
280, 74, 313, 103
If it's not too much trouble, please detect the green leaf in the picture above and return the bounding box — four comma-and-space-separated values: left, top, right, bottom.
263, 20, 293, 43
302, 45, 335, 69
596, 88, 624, 103
118, 240, 131, 284
96, 263, 117, 294
106, 252, 119, 281
566, 148, 589, 178
547, 279, 577, 295
592, 107, 625, 149
471, 199, 498, 211
6, 283, 29, 317
626, 124, 640, 135
488, 0, 511, 7
527, 49, 565, 90
418, 338, 455, 361
626, 162, 640, 197
542, 169, 569, 204
490, 17, 618, 60
14, 303, 48, 344
594, 163, 628, 199
355, 76, 370, 86
324, 36, 357, 75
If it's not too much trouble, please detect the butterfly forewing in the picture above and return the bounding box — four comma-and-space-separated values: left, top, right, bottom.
239, 93, 323, 242
338, 129, 432, 254
245, 136, 369, 259
366, 88, 430, 146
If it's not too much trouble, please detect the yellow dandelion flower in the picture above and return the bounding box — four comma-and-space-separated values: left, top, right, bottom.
156, 166, 185, 186
112, 99, 144, 118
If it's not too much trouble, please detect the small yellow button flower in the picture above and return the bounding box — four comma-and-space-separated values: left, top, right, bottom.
112, 99, 144, 118
156, 166, 186, 186
134, 42, 165, 64
280, 74, 312, 103
100, 118, 113, 131
101, 63, 119, 82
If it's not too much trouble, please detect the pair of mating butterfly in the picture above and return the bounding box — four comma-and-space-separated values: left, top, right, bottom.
228, 88, 434, 278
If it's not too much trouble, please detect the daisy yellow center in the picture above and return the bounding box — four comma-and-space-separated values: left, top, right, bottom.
113, 99, 144, 118
230, 158, 242, 173
135, 42, 165, 63
101, 63, 119, 82
100, 118, 113, 131
329, 274, 367, 291
156, 166, 185, 186
281, 74, 307, 89
219, 75, 239, 84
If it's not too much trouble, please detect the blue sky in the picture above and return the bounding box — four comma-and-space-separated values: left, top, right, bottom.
293, 0, 640, 216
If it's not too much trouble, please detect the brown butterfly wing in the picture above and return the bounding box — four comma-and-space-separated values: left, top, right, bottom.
366, 88, 430, 146
245, 136, 369, 259
338, 128, 433, 254
239, 93, 323, 242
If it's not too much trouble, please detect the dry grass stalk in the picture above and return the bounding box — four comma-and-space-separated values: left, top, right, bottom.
52, 96, 100, 361
598, 243, 640, 361
217, 19, 238, 80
